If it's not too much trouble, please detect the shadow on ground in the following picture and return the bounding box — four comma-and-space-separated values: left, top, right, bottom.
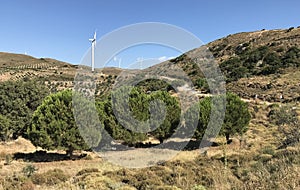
13, 150, 87, 162
133, 140, 225, 150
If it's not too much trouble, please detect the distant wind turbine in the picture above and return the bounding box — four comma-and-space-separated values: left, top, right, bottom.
113, 57, 122, 68
137, 57, 143, 70
89, 31, 97, 72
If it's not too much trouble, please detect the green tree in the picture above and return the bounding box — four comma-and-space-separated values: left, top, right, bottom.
0, 80, 49, 138
108, 87, 149, 145
195, 78, 209, 91
222, 93, 251, 143
149, 91, 181, 143
96, 98, 147, 146
96, 87, 181, 145
27, 90, 100, 156
0, 114, 12, 141
283, 46, 300, 67
195, 93, 250, 143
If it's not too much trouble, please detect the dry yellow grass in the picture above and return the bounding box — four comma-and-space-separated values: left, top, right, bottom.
0, 100, 298, 189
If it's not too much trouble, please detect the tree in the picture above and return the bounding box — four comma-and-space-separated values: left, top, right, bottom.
27, 90, 101, 156
96, 98, 147, 146
195, 93, 250, 143
195, 97, 213, 139
283, 46, 300, 67
0, 114, 12, 141
222, 93, 251, 143
107, 87, 149, 145
148, 91, 181, 143
96, 87, 181, 145
0, 80, 49, 138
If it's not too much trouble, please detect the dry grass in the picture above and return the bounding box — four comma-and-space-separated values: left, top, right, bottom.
0, 121, 299, 190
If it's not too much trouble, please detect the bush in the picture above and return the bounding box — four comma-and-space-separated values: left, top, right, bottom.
269, 104, 298, 126
287, 27, 294, 32
31, 168, 69, 186
22, 164, 38, 177
76, 168, 99, 176
195, 78, 209, 91
269, 104, 299, 147
283, 46, 300, 67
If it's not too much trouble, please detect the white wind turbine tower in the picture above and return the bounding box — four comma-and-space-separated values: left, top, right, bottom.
89, 31, 97, 72
113, 56, 122, 68
137, 57, 143, 70
118, 58, 121, 68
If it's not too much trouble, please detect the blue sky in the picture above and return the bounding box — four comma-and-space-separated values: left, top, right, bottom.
0, 0, 299, 68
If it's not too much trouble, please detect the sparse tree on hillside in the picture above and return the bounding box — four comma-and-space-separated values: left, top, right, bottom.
222, 93, 251, 143
195, 93, 251, 144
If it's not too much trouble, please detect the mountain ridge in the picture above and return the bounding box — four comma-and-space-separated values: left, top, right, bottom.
0, 27, 299, 102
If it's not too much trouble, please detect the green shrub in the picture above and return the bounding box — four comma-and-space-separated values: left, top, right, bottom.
22, 164, 38, 177
195, 78, 209, 91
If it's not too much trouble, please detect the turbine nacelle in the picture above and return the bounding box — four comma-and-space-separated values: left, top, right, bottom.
89, 31, 97, 43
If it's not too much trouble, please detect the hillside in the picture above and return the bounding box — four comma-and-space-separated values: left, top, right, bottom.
0, 27, 299, 102
207, 27, 300, 102
0, 27, 300, 190
157, 27, 300, 103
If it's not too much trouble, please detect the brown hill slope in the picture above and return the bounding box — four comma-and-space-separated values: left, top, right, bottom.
208, 27, 300, 62
166, 27, 300, 102
0, 27, 299, 101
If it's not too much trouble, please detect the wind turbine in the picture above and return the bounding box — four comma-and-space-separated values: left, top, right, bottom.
118, 58, 121, 68
89, 31, 97, 72
113, 56, 122, 68
137, 57, 143, 70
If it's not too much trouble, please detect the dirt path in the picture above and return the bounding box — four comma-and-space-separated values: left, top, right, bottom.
195, 92, 276, 106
